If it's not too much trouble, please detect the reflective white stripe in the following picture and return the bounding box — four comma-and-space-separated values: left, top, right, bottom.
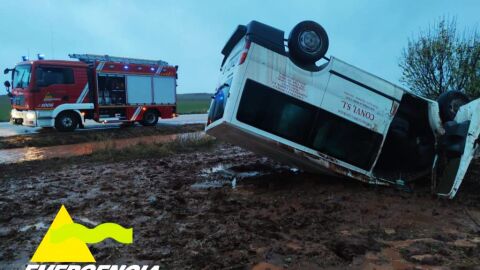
130, 107, 141, 121
155, 66, 164, 75
96, 62, 105, 71
76, 84, 89, 103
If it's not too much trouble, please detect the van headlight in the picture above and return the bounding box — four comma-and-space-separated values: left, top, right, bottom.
26, 111, 36, 120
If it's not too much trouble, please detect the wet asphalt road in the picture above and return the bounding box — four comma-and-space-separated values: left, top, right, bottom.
0, 114, 207, 137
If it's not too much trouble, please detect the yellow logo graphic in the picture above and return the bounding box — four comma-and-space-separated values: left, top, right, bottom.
43, 92, 60, 102
31, 205, 133, 263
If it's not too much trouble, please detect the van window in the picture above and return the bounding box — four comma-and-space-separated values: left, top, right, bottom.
310, 110, 383, 170
207, 78, 233, 124
36, 67, 74, 87
237, 80, 316, 144
237, 79, 383, 170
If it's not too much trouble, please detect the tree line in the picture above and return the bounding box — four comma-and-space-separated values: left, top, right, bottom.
399, 16, 480, 99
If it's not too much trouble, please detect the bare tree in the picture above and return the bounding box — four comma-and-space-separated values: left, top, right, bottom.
399, 17, 480, 99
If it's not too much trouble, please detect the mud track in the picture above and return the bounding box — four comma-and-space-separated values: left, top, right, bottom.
1, 142, 480, 269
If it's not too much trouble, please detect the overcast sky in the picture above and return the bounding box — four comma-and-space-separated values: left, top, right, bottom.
1, 0, 479, 94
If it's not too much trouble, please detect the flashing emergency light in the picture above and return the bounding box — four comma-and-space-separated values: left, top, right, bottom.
37, 54, 45, 60
22, 56, 29, 61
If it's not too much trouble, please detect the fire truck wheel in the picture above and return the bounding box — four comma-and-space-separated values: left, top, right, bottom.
140, 110, 159, 126
288, 21, 329, 65
437, 91, 470, 122
55, 111, 79, 132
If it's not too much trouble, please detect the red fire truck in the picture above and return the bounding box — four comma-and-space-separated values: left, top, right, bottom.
3, 54, 177, 131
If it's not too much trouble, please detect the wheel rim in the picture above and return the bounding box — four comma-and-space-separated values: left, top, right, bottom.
145, 113, 156, 124
299, 30, 321, 54
62, 117, 73, 127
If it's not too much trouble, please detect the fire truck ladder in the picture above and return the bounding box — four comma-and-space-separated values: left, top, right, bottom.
68, 53, 168, 66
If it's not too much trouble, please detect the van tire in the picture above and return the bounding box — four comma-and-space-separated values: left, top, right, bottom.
288, 21, 329, 65
437, 91, 470, 122
55, 111, 79, 132
140, 110, 159, 126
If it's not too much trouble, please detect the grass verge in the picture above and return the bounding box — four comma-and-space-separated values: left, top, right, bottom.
0, 95, 10, 122
0, 123, 205, 149
90, 132, 215, 162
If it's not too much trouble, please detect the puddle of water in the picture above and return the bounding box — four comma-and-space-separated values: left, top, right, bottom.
290, 167, 300, 173
200, 163, 233, 176
0, 132, 202, 164
19, 222, 48, 232
190, 180, 229, 189
236, 171, 262, 178
76, 217, 98, 227
231, 177, 237, 189
192, 162, 303, 190
192, 163, 272, 190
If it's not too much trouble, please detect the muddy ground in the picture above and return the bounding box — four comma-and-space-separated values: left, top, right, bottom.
1, 140, 480, 269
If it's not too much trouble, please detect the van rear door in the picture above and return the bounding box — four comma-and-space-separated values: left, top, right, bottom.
433, 99, 480, 198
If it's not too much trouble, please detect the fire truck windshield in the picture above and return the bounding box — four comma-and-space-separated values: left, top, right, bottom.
12, 64, 32, 89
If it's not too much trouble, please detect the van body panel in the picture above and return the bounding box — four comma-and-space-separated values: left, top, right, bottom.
206, 21, 480, 198
433, 99, 480, 198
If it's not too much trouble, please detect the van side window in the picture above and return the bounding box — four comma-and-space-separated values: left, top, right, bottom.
36, 67, 75, 87
237, 79, 383, 170
310, 110, 383, 170
237, 80, 316, 145
208, 78, 233, 123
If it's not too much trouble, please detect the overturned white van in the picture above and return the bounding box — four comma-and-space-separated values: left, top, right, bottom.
205, 21, 480, 198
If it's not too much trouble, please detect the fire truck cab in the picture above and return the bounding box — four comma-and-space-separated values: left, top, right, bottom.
4, 54, 177, 131
205, 21, 480, 199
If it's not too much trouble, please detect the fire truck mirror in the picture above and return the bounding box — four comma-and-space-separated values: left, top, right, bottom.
3, 68, 9, 75
4, 80, 10, 88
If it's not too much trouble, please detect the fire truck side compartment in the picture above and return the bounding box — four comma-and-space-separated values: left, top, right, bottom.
126, 75, 152, 104
122, 75, 176, 105
153, 77, 176, 104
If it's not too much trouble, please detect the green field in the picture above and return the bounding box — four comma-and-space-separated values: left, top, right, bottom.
177, 99, 210, 114
176, 93, 211, 114
0, 93, 211, 122
0, 95, 10, 122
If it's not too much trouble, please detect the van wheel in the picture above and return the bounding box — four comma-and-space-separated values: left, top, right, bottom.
55, 112, 79, 132
437, 91, 470, 122
288, 21, 329, 65
141, 110, 159, 126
